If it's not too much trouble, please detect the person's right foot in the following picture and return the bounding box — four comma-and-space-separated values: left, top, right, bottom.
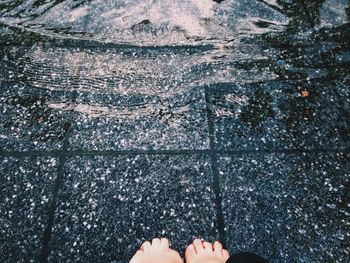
185, 239, 230, 263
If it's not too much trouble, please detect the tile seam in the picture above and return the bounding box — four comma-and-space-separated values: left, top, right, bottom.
204, 85, 227, 247
38, 118, 73, 263
0, 147, 348, 158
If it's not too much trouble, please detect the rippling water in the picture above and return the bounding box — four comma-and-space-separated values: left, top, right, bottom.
0, 0, 349, 149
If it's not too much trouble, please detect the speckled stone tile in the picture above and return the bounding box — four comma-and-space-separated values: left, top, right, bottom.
0, 156, 59, 262
208, 78, 350, 150
48, 154, 218, 262
218, 152, 350, 263
66, 88, 209, 150
0, 81, 70, 152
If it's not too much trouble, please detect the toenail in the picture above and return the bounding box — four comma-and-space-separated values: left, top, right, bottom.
203, 241, 213, 249
161, 238, 170, 246
152, 238, 161, 244
141, 241, 151, 250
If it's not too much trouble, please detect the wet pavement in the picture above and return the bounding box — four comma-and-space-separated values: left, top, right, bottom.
0, 1, 350, 262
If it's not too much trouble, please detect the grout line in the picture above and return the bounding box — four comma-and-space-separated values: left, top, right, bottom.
37, 35, 91, 263
0, 147, 348, 158
38, 30, 91, 263
204, 86, 227, 247
38, 154, 66, 263
38, 120, 73, 263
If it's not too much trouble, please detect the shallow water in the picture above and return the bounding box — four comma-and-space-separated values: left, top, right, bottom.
1, 0, 349, 150
0, 1, 349, 262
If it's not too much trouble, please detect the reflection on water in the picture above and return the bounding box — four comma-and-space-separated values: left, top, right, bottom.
48, 101, 193, 120
0, 0, 349, 142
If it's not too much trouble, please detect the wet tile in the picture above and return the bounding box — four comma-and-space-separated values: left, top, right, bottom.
0, 82, 70, 151
66, 88, 209, 150
208, 78, 350, 150
0, 45, 210, 151
0, 45, 89, 152
0, 156, 59, 262
49, 154, 218, 262
218, 152, 350, 263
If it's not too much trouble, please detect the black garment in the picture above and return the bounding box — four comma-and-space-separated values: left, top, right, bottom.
226, 252, 268, 263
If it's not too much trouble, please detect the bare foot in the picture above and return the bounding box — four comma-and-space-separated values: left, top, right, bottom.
185, 239, 230, 263
129, 238, 183, 263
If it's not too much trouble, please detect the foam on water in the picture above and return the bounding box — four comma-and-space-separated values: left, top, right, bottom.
0, 0, 346, 47
0, 0, 292, 45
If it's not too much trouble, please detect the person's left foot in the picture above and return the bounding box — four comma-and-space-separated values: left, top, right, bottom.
129, 238, 183, 263
185, 239, 229, 263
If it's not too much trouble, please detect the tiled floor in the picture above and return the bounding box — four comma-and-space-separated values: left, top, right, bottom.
49, 155, 218, 262
1, 77, 349, 262
1, 1, 350, 261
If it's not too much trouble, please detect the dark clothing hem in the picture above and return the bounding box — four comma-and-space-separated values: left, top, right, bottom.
226, 252, 268, 263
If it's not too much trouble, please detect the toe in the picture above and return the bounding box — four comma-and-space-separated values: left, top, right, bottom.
160, 238, 170, 248
222, 249, 230, 260
213, 241, 223, 256
129, 250, 143, 263
152, 238, 161, 246
185, 244, 196, 262
203, 241, 213, 251
141, 241, 151, 251
193, 239, 204, 252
